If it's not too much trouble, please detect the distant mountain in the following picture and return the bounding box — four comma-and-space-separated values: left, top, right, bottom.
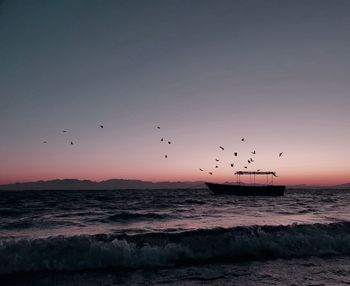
1, 179, 349, 191
0, 179, 205, 191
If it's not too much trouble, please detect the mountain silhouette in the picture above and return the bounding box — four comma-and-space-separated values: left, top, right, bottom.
0, 179, 349, 191
0, 179, 205, 191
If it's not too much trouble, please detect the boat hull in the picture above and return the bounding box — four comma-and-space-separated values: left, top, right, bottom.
205, 182, 285, 196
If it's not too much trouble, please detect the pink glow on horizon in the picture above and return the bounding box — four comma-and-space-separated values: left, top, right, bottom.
1, 132, 349, 186
1, 171, 349, 187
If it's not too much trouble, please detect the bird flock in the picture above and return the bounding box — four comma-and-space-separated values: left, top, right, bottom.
156, 126, 284, 176
42, 124, 104, 145
43, 124, 284, 177
157, 126, 173, 159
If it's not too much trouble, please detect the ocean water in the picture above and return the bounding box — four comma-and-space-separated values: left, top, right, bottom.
0, 188, 350, 285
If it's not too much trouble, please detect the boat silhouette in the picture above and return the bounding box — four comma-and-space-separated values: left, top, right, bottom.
206, 171, 285, 196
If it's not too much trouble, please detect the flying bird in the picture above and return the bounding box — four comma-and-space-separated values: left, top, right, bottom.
215, 165, 218, 168
168, 141, 171, 144
62, 130, 67, 133
208, 172, 213, 175
165, 155, 168, 158
100, 125, 104, 129
244, 166, 247, 169
251, 150, 256, 154
157, 126, 160, 129
241, 138, 245, 142
250, 158, 254, 162
215, 158, 220, 162
230, 163, 234, 167
199, 168, 204, 171
70, 141, 74, 145
257, 169, 261, 172
279, 152, 283, 157
219, 146, 224, 150
248, 160, 251, 164
161, 138, 164, 142
43, 141, 47, 143
234, 152, 238, 156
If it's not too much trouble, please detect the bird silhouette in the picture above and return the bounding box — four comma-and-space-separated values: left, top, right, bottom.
241, 138, 245, 142
244, 166, 247, 169
70, 141, 74, 145
165, 155, 168, 158
250, 158, 254, 162
248, 160, 251, 164
199, 168, 204, 171
257, 169, 261, 172
161, 138, 164, 142
157, 126, 160, 129
215, 165, 218, 168
62, 130, 67, 133
230, 163, 234, 167
215, 158, 219, 162
168, 141, 171, 144
251, 150, 256, 154
219, 146, 224, 150
279, 152, 283, 157
234, 152, 238, 156
209, 172, 213, 175
43, 141, 47, 143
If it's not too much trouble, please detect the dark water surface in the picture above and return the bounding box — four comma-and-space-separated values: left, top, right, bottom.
1, 188, 350, 285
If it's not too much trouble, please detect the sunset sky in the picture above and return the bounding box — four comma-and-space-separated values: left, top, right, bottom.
1, 0, 350, 185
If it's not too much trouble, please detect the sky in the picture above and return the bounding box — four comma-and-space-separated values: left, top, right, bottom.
1, 0, 350, 185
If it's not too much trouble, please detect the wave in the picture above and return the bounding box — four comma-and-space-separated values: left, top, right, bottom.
1, 218, 77, 230
102, 211, 171, 222
1, 221, 350, 275
184, 199, 205, 205
1, 219, 34, 229
0, 208, 27, 217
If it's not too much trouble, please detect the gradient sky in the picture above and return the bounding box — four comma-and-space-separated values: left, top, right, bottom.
1, 0, 350, 185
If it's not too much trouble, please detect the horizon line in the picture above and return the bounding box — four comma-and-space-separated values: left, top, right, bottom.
0, 177, 349, 187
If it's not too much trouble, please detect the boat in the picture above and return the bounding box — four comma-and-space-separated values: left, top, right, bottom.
205, 171, 285, 196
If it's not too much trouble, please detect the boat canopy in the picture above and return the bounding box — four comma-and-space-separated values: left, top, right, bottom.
235, 171, 277, 177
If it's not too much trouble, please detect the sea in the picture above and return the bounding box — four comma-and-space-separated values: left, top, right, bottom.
0, 187, 350, 285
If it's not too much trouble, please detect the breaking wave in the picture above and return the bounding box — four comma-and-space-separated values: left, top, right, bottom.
1, 221, 350, 275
